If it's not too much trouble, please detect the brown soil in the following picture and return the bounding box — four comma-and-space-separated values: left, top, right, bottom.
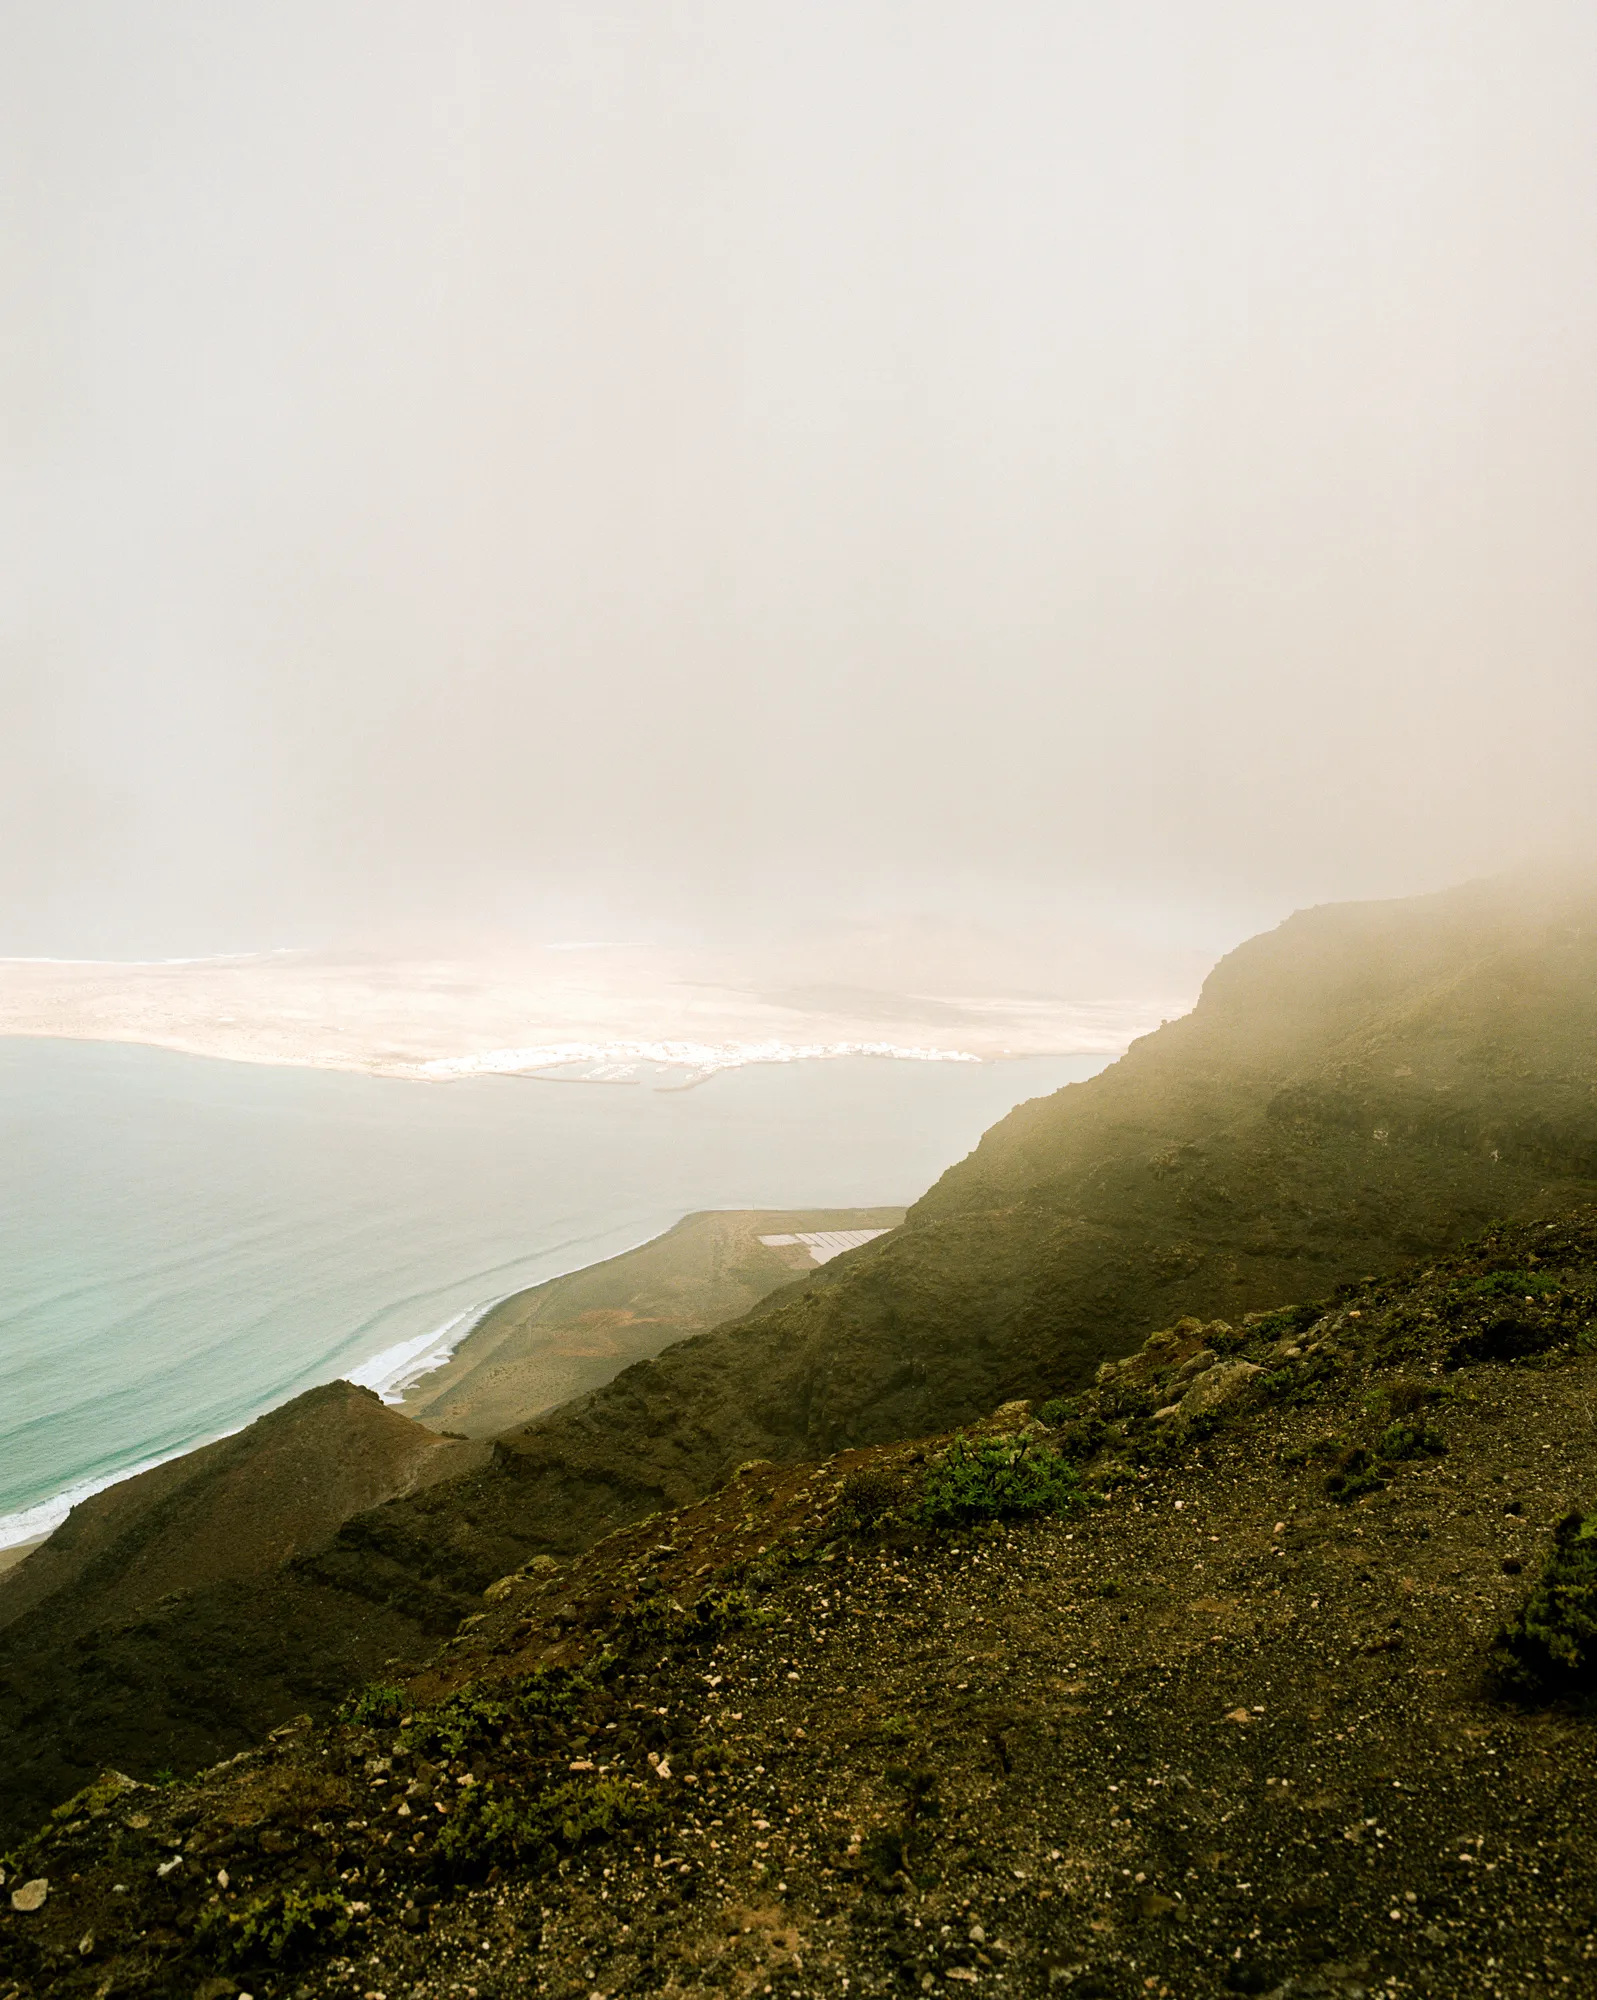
0, 1387, 493, 1841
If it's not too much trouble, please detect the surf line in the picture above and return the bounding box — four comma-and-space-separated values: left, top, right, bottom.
345, 1297, 505, 1405
0, 1298, 504, 1554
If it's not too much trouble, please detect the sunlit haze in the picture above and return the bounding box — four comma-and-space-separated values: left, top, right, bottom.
4, 2, 1596, 962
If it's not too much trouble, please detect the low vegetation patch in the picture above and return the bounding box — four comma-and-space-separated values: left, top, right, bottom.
1454, 1269, 1563, 1304
342, 1680, 407, 1730
1248, 1301, 1324, 1341
434, 1773, 657, 1877
1490, 1508, 1597, 1704
399, 1668, 590, 1759
914, 1436, 1086, 1531
1037, 1409, 1108, 1463
623, 1582, 774, 1647
836, 1465, 906, 1532
198, 1885, 351, 1970
1321, 1443, 1387, 1507
1375, 1418, 1446, 1462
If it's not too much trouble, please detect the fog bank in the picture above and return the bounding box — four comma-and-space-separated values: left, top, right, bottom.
4, 3, 1595, 954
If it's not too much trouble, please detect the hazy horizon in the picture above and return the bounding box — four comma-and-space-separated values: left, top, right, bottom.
5, 3, 1596, 959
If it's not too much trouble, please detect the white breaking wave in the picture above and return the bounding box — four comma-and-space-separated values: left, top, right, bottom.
0, 1302, 489, 1550
346, 1301, 495, 1404
0, 1441, 242, 1551
421, 1038, 983, 1083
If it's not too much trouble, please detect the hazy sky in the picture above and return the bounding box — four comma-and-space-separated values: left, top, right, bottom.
4, 2, 1596, 957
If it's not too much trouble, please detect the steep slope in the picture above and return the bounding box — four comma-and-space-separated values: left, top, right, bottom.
7, 1214, 1597, 2000
5, 871, 1596, 1838
439, 869, 1597, 1543
0, 1383, 483, 1640
0, 1387, 487, 1839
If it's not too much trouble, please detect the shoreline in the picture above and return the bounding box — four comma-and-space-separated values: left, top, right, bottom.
345, 1297, 507, 1405
0, 1026, 1128, 1087
0, 1204, 911, 1557
397, 1205, 907, 1438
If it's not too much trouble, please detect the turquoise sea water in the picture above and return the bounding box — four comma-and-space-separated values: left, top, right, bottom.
0, 1039, 1107, 1544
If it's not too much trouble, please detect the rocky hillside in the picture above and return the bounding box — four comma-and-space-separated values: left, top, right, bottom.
366, 867, 1597, 1559
0, 1387, 489, 1842
4, 871, 1596, 1845
0, 1383, 484, 1641
4, 1213, 1596, 1999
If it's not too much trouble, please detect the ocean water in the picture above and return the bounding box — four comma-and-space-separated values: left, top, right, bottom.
0, 1038, 1108, 1545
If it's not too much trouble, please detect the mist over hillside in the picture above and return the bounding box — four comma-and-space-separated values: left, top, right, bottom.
4, 870, 1596, 1855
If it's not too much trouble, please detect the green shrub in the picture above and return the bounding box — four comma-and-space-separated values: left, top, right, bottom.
434, 1774, 656, 1875
341, 1681, 407, 1730
1046, 1415, 1108, 1465
400, 1668, 590, 1759
622, 1583, 772, 1649
1248, 1302, 1324, 1342
1323, 1445, 1386, 1506
1455, 1270, 1561, 1303
915, 1438, 1086, 1532
679, 1584, 770, 1638
198, 1887, 350, 1969
1376, 1420, 1446, 1462
835, 1465, 905, 1532
1097, 1381, 1160, 1422
1491, 1509, 1597, 1702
